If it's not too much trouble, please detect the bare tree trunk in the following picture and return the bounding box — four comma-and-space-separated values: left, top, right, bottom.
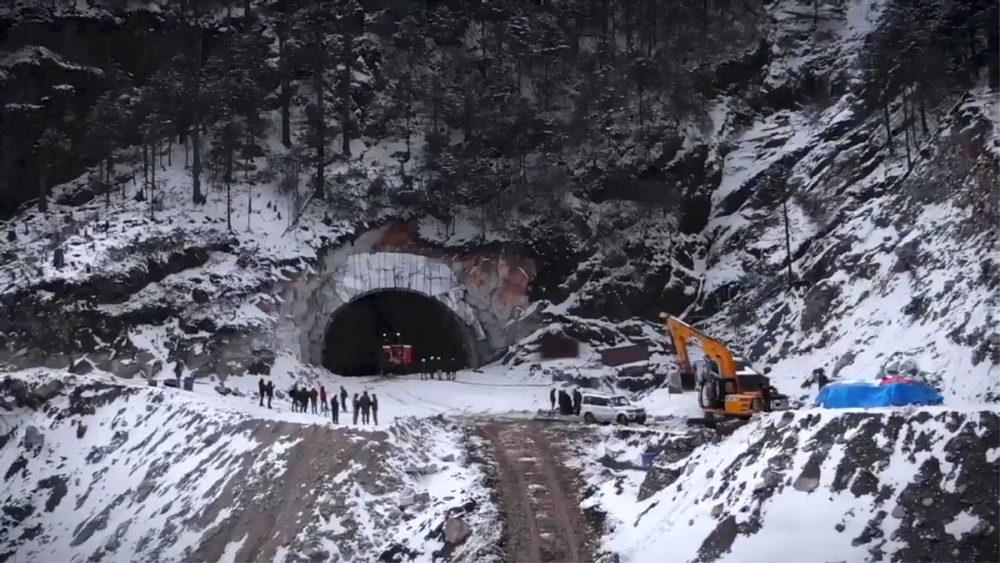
314, 48, 326, 200
38, 167, 48, 212
150, 142, 157, 220
919, 95, 929, 135
279, 23, 292, 148
883, 101, 894, 153
902, 88, 913, 169
105, 157, 113, 207
783, 199, 793, 286
192, 25, 204, 204
340, 18, 354, 157
226, 151, 233, 231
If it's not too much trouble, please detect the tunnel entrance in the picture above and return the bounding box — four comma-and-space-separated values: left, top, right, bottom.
323, 290, 474, 376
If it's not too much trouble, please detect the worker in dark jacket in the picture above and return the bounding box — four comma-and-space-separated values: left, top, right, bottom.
265, 381, 274, 409
558, 390, 573, 415
352, 394, 360, 424
258, 379, 267, 407
359, 391, 372, 425
371, 394, 379, 425
330, 395, 339, 424
340, 387, 348, 412
572, 389, 582, 415
549, 388, 556, 411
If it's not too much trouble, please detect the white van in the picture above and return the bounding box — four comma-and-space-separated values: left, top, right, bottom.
580, 392, 646, 425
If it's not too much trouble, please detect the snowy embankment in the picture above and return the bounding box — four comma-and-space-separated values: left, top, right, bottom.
0, 369, 503, 563
575, 407, 999, 563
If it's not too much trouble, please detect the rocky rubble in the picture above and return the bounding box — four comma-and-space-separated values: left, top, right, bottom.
626, 410, 999, 563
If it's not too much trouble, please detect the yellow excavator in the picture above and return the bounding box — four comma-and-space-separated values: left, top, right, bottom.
661, 314, 790, 419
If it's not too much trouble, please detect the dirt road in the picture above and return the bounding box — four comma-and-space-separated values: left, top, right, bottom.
479, 422, 595, 563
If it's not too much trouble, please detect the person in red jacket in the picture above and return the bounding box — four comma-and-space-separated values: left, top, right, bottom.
319, 386, 329, 414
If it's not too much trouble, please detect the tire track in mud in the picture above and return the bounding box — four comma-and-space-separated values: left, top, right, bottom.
479, 422, 594, 563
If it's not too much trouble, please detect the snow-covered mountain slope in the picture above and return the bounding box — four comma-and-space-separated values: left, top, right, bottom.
0, 370, 502, 563
691, 1, 999, 404
578, 408, 999, 563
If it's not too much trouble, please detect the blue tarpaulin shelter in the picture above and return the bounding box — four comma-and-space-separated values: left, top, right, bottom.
815, 381, 944, 408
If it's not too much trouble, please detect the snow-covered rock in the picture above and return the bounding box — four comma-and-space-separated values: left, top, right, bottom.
583, 408, 999, 563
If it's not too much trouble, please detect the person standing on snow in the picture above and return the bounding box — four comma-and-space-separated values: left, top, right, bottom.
266, 380, 274, 409
371, 394, 379, 425
309, 388, 318, 414
359, 391, 372, 425
549, 388, 556, 411
340, 386, 348, 413
174, 361, 184, 389
352, 394, 360, 424
258, 378, 267, 407
320, 386, 329, 414
572, 388, 582, 416
330, 395, 339, 424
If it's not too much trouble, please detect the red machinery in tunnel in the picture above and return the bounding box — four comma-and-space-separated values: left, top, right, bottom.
379, 332, 414, 375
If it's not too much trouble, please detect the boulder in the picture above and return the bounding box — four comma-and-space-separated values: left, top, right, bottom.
23, 426, 45, 453
415, 491, 431, 504
441, 453, 456, 463
70, 359, 95, 376
793, 476, 820, 492
107, 358, 142, 380
893, 240, 921, 272
443, 516, 472, 545
192, 288, 211, 304
135, 351, 156, 367
301, 547, 330, 562
34, 379, 65, 402
398, 488, 416, 508
801, 282, 841, 332
832, 351, 856, 378
420, 463, 440, 475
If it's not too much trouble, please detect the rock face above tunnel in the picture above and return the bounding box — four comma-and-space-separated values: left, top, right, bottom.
278, 221, 537, 370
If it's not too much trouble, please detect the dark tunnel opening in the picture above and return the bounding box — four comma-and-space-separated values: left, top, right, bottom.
323, 290, 474, 376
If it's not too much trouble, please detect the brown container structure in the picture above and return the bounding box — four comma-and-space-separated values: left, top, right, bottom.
598, 343, 650, 367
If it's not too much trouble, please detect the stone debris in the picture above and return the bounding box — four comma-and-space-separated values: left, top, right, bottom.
443, 516, 472, 545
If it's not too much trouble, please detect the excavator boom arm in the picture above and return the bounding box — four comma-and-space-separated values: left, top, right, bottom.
664, 315, 738, 378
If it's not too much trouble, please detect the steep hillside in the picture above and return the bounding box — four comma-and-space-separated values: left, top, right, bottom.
692, 0, 999, 402
577, 408, 1000, 563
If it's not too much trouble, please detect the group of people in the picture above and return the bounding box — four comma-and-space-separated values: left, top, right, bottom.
418, 357, 459, 381
283, 383, 380, 426
549, 387, 582, 416
257, 378, 276, 408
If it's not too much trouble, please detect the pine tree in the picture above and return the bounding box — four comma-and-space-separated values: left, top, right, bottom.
203, 22, 275, 230
33, 128, 71, 213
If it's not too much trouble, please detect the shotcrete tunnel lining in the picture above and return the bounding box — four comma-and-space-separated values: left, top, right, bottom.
322, 289, 478, 376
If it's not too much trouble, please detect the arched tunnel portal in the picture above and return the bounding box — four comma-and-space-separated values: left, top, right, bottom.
322, 289, 478, 376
